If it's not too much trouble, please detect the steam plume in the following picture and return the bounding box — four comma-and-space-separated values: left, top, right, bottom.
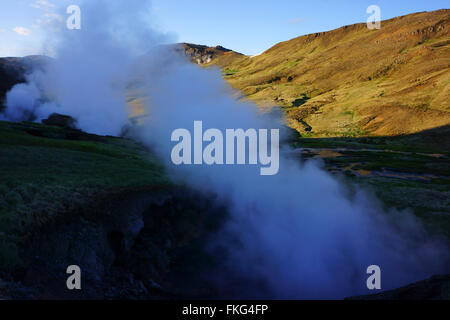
1, 0, 449, 299
136, 58, 449, 298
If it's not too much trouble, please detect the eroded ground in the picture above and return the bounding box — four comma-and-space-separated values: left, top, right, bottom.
0, 120, 449, 299
296, 135, 450, 238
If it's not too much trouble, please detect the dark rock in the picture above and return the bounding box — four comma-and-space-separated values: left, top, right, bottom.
42, 113, 77, 129
175, 43, 243, 65
0, 187, 228, 299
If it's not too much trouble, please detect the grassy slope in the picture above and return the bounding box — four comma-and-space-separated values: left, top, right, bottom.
0, 121, 168, 267
206, 10, 450, 137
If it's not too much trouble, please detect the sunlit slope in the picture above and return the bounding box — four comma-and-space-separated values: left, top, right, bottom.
212, 10, 450, 137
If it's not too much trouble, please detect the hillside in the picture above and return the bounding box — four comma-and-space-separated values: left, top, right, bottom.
1, 10, 450, 298
0, 58, 27, 109
0, 120, 168, 267
0, 122, 449, 299
204, 9, 450, 138
0, 120, 215, 299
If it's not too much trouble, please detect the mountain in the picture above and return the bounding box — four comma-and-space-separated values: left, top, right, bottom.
202, 9, 450, 138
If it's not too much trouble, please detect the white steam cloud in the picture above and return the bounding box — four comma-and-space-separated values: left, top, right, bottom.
136, 58, 449, 298
2, 0, 171, 135
1, 0, 449, 299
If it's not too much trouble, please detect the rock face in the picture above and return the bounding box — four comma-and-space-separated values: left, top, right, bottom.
176, 43, 244, 67
205, 9, 450, 137
42, 113, 77, 129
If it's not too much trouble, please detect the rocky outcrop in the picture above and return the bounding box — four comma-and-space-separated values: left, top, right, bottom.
42, 114, 77, 129
175, 43, 244, 66
178, 43, 229, 64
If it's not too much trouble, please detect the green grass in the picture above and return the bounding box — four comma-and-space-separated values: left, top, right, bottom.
223, 68, 239, 76
296, 136, 450, 238
0, 121, 168, 268
213, 11, 450, 139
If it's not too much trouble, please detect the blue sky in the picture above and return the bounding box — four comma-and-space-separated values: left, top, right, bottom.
0, 0, 448, 57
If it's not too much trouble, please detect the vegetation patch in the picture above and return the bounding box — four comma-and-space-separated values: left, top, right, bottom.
0, 121, 168, 268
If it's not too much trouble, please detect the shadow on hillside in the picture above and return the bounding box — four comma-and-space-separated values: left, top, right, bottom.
293, 125, 450, 153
